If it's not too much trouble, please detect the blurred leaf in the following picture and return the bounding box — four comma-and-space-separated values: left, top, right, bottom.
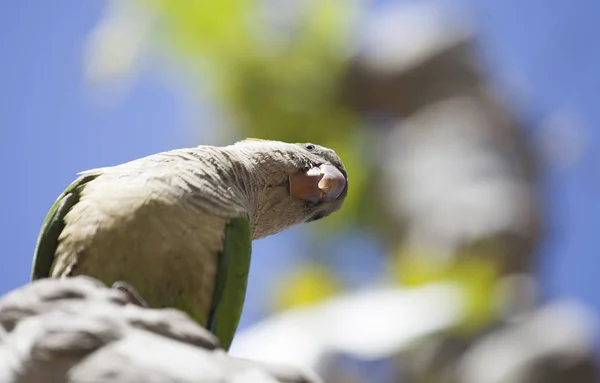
391, 245, 502, 334
270, 263, 345, 313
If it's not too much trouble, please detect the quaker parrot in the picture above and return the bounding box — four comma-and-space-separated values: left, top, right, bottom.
31, 139, 348, 351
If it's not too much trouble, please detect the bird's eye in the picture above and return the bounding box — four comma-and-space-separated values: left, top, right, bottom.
305, 144, 316, 151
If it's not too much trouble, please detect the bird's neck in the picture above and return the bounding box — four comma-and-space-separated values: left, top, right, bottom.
194, 146, 263, 218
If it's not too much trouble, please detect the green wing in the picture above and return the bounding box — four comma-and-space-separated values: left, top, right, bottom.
207, 215, 252, 351
31, 173, 101, 281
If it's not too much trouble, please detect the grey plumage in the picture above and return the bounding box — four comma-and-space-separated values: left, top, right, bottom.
31, 139, 348, 349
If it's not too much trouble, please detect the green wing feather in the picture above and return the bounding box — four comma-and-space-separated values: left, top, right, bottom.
31, 173, 101, 281
207, 215, 252, 351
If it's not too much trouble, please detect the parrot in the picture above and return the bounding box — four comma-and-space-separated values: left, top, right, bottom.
31, 139, 348, 350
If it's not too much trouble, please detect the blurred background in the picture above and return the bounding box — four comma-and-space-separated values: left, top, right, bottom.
2, 0, 600, 382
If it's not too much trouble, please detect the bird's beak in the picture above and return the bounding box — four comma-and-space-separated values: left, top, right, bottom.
289, 164, 346, 203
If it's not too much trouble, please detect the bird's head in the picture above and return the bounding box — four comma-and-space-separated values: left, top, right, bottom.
230, 139, 349, 239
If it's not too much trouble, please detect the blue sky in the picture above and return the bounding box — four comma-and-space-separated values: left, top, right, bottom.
0, 0, 191, 284
2, 0, 600, 333
461, 0, 600, 307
